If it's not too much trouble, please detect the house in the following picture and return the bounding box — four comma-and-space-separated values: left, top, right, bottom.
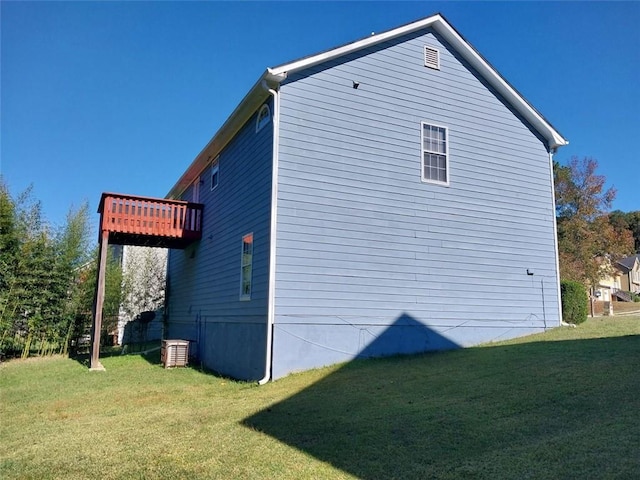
595, 269, 621, 303
593, 264, 622, 314
593, 254, 640, 305
616, 254, 640, 295
164, 13, 568, 381
116, 245, 168, 345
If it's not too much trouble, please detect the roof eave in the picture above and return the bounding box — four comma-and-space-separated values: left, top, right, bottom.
167, 13, 568, 199
270, 13, 568, 150
166, 72, 277, 200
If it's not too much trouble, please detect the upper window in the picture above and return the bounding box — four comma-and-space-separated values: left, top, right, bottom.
210, 157, 220, 191
240, 233, 253, 301
192, 176, 201, 202
256, 104, 271, 132
421, 123, 449, 185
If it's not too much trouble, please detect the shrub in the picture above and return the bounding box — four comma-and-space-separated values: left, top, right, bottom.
560, 280, 588, 325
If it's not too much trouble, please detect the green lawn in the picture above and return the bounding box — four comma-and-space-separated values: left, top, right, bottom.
1, 317, 639, 480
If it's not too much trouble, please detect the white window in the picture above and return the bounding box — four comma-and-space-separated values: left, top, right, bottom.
256, 104, 271, 132
421, 122, 449, 185
192, 176, 200, 202
210, 157, 219, 191
240, 233, 253, 300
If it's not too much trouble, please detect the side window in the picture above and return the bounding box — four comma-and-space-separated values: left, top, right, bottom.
211, 157, 220, 191
192, 176, 200, 203
256, 104, 271, 132
421, 122, 449, 185
240, 233, 253, 300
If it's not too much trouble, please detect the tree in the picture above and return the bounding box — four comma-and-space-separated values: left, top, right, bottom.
0, 180, 19, 348
77, 246, 124, 344
610, 210, 640, 253
0, 179, 96, 357
554, 157, 634, 288
54, 203, 93, 354
0, 180, 54, 356
120, 246, 167, 320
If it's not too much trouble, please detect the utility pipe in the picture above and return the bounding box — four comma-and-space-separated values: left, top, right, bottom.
258, 80, 280, 385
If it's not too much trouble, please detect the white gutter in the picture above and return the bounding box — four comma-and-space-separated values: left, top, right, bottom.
258, 80, 280, 385
548, 148, 563, 326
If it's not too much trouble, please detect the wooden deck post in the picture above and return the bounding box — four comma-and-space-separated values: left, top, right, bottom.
90, 229, 109, 371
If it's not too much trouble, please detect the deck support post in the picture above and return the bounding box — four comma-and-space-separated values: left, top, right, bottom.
90, 229, 109, 371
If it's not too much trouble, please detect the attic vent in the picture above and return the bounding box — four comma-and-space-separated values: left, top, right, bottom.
424, 46, 440, 70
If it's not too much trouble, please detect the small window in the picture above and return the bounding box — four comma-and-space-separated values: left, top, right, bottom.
424, 46, 440, 70
240, 233, 253, 300
210, 157, 220, 191
256, 104, 271, 132
421, 122, 449, 185
192, 176, 200, 202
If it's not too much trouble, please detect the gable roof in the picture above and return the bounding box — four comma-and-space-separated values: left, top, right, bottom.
617, 254, 640, 271
168, 13, 568, 199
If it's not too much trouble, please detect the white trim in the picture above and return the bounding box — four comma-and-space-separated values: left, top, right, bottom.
210, 157, 220, 191
258, 82, 280, 385
167, 14, 567, 201
548, 150, 563, 326
268, 15, 445, 76
420, 121, 450, 186
256, 104, 271, 132
239, 232, 253, 301
267, 14, 567, 150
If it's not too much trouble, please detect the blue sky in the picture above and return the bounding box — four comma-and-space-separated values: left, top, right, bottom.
2, 1, 638, 233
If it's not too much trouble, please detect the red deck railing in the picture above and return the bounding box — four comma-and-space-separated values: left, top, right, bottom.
98, 193, 203, 246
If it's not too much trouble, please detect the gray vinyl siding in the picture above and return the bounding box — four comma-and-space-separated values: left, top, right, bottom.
272, 29, 559, 378
166, 101, 273, 380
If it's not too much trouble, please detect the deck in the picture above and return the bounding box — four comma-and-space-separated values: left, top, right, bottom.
98, 192, 203, 249
92, 192, 204, 370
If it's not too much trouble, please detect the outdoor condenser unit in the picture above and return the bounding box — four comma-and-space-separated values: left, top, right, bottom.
161, 339, 189, 368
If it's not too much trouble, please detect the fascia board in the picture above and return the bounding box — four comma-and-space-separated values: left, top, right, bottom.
167, 74, 272, 199
168, 14, 568, 199
270, 14, 568, 149
432, 20, 568, 149
268, 14, 443, 76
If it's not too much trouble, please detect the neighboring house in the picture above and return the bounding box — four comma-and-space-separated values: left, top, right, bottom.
616, 255, 640, 295
594, 254, 640, 303
116, 245, 168, 344
164, 14, 568, 381
595, 268, 621, 303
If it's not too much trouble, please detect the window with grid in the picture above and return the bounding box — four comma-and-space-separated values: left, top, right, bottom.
240, 233, 253, 300
211, 157, 220, 191
256, 104, 271, 132
421, 123, 448, 185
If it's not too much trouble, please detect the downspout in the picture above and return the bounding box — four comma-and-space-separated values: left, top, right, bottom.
258, 80, 280, 385
548, 146, 563, 326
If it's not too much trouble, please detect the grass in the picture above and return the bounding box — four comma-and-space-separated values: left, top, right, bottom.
1, 316, 639, 480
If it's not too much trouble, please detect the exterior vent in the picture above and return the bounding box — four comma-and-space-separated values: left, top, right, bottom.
424, 46, 440, 70
161, 339, 189, 368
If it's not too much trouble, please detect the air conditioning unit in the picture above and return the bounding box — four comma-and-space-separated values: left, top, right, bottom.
161, 339, 189, 368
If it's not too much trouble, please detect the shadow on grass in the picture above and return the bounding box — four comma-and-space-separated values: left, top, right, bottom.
243, 334, 640, 479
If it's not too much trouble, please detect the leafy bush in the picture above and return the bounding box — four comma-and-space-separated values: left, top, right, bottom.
560, 280, 588, 324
